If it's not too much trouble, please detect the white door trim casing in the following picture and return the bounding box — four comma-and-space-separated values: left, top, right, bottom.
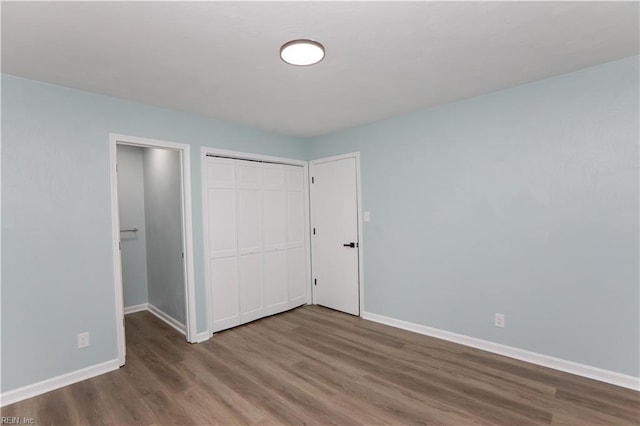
109, 133, 198, 366
309, 152, 364, 315
201, 147, 312, 337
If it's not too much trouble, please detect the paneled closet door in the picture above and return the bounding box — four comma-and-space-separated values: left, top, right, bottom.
286, 166, 307, 308
262, 164, 288, 316
205, 157, 240, 332
237, 160, 264, 324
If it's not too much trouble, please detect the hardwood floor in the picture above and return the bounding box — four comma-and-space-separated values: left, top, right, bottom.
3, 305, 638, 425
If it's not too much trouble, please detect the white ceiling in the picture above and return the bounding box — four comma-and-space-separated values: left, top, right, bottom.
2, 1, 638, 138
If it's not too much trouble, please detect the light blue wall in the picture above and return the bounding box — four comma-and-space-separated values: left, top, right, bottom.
2, 55, 638, 394
307, 56, 640, 377
143, 148, 185, 325
117, 145, 149, 308
1, 75, 305, 392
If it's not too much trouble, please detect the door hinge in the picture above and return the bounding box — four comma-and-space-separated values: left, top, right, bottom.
314, 278, 317, 286
182, 252, 184, 259
311, 177, 314, 184
119, 241, 121, 250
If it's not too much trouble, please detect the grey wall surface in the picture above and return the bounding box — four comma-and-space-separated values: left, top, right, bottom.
307, 56, 640, 377
116, 145, 149, 308
1, 74, 305, 393
143, 148, 185, 325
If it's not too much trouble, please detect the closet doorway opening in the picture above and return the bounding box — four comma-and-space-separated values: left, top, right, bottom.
109, 134, 196, 366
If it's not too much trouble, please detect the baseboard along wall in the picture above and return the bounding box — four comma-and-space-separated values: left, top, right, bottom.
5, 306, 635, 409
125, 303, 186, 335
1, 304, 188, 406
0, 359, 119, 407
123, 303, 148, 315
362, 311, 639, 391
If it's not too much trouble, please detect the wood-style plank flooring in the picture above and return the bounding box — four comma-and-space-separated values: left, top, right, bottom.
3, 305, 638, 425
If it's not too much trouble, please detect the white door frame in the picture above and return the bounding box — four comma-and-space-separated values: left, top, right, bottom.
109, 133, 197, 366
201, 147, 312, 337
309, 152, 364, 316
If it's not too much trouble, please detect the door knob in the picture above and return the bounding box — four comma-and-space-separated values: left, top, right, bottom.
343, 242, 357, 248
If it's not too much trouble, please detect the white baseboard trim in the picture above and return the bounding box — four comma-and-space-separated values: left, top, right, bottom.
362, 311, 639, 391
0, 359, 119, 407
147, 303, 186, 336
123, 303, 148, 315
194, 331, 211, 343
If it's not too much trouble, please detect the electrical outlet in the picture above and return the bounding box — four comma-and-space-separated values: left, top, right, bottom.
77, 332, 90, 349
494, 313, 505, 328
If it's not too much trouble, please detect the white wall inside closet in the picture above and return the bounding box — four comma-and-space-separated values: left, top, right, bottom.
143, 148, 186, 327
117, 146, 149, 308
203, 150, 310, 333
116, 145, 186, 332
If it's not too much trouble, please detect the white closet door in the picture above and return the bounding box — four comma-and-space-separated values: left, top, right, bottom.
206, 155, 309, 333
285, 166, 307, 308
206, 157, 240, 332
262, 164, 288, 315
237, 161, 264, 323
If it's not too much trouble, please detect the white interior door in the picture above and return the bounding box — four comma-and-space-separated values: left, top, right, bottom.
311, 155, 360, 316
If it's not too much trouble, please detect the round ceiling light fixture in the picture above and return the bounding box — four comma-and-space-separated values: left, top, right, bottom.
280, 39, 325, 66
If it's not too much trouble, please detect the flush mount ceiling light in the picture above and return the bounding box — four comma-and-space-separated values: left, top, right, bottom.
280, 39, 325, 66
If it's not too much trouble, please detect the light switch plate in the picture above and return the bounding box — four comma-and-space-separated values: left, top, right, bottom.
364, 211, 370, 222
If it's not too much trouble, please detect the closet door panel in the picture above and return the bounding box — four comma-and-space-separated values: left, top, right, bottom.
239, 253, 263, 323
263, 190, 287, 248
263, 164, 287, 252
207, 188, 237, 258
236, 160, 263, 322
206, 157, 240, 332
285, 166, 303, 191
210, 257, 240, 331
285, 165, 307, 307
262, 164, 285, 190
237, 161, 261, 189
206, 157, 237, 259
286, 191, 304, 247
263, 250, 288, 315
287, 246, 306, 308
237, 189, 261, 254
206, 159, 235, 188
